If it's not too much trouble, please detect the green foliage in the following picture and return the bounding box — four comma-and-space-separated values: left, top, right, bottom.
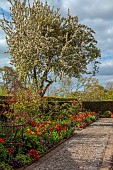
38, 99, 81, 120
23, 129, 47, 153
0, 85, 102, 169
15, 154, 31, 165
0, 66, 25, 93
101, 111, 111, 118
44, 96, 76, 101
0, 143, 9, 163
72, 77, 105, 101
104, 90, 113, 100
0, 86, 8, 96
0, 162, 13, 170
0, 107, 98, 169
3, 87, 42, 122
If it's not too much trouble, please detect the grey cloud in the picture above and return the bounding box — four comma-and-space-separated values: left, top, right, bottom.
80, 17, 113, 55
96, 75, 113, 86
61, 0, 113, 21
0, 0, 10, 12
0, 39, 8, 50
101, 55, 113, 61
81, 18, 113, 34
98, 61, 113, 75
0, 27, 6, 39
0, 54, 10, 67
99, 40, 113, 52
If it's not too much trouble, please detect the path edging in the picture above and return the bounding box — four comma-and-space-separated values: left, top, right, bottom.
100, 135, 113, 170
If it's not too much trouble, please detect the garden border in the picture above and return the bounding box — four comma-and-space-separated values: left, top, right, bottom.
18, 127, 83, 170
18, 119, 113, 170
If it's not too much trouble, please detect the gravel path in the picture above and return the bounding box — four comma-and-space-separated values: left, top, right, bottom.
24, 118, 113, 170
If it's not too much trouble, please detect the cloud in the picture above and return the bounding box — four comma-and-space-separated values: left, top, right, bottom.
98, 60, 113, 76
96, 75, 113, 86
0, 38, 8, 53
0, 0, 10, 12
0, 54, 10, 67
61, 0, 113, 20
0, 28, 10, 68
0, 27, 8, 54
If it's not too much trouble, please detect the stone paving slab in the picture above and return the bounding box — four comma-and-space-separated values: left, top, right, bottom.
24, 118, 113, 170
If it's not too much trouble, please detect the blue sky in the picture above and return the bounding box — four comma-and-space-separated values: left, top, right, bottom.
0, 0, 113, 87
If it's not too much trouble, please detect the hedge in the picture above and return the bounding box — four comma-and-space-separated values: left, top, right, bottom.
1, 95, 113, 113
82, 101, 113, 112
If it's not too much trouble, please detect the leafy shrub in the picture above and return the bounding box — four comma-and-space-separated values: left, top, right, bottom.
15, 154, 31, 165
28, 149, 41, 161
9, 158, 23, 169
103, 111, 111, 118
0, 143, 9, 163
0, 162, 12, 170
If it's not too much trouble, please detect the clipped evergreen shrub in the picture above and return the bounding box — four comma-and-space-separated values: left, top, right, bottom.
82, 101, 113, 113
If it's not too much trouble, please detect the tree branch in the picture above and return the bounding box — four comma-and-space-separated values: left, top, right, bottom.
40, 79, 53, 97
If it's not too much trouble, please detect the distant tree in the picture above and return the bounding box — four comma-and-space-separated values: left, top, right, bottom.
104, 90, 113, 100
105, 81, 113, 90
0, 66, 25, 92
53, 76, 97, 97
54, 76, 76, 97
83, 78, 105, 101
104, 81, 113, 100
47, 76, 101, 98
0, 0, 100, 97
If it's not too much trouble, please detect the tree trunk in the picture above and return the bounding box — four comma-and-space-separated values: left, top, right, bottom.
33, 67, 38, 88
39, 81, 53, 97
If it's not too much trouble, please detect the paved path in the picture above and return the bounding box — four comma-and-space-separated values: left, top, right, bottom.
24, 118, 113, 170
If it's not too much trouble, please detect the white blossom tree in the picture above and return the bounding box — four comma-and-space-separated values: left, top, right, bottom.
0, 0, 100, 97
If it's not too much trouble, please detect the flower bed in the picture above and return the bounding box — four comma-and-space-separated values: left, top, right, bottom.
0, 111, 98, 170
1, 88, 112, 170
